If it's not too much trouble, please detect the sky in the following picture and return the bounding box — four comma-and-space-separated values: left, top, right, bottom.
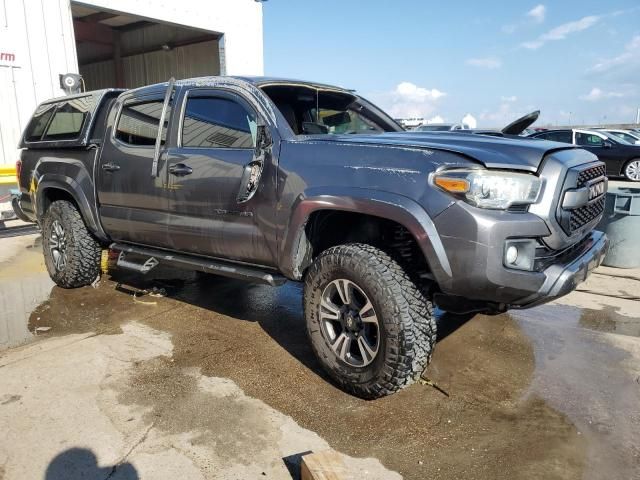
262, 0, 640, 128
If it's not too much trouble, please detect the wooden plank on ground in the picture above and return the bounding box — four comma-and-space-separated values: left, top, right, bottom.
301, 450, 348, 480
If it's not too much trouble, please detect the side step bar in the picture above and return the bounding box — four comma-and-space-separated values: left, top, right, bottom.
110, 243, 287, 287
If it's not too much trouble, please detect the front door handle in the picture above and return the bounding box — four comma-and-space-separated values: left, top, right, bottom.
101, 163, 120, 172
169, 163, 193, 176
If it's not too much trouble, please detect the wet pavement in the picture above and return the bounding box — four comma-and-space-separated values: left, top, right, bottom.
1, 234, 639, 479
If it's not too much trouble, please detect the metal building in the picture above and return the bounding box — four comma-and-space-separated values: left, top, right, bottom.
0, 0, 264, 172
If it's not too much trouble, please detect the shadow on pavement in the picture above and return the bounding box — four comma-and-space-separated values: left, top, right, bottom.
45, 448, 138, 480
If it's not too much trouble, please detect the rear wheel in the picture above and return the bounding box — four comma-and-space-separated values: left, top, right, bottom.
41, 200, 101, 288
623, 159, 640, 182
303, 243, 436, 399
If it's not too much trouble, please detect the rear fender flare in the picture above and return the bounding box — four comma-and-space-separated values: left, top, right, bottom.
34, 172, 108, 242
280, 187, 452, 283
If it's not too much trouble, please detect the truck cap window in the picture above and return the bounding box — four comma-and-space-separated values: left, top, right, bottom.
116, 100, 170, 146
182, 97, 256, 149
24, 104, 57, 142
24, 97, 92, 142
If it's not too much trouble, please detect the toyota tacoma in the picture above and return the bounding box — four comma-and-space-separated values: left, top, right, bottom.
16, 77, 609, 398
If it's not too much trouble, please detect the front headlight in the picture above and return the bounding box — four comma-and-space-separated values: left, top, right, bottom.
433, 169, 542, 209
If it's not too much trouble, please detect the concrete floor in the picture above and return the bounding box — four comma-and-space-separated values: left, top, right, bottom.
0, 234, 639, 479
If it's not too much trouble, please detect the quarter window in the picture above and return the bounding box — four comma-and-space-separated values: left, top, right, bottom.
115, 100, 170, 146
181, 97, 256, 149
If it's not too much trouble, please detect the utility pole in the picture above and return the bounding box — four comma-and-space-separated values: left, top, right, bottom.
636, 107, 640, 124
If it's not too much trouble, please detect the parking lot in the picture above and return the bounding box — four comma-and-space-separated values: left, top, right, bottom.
1, 212, 638, 479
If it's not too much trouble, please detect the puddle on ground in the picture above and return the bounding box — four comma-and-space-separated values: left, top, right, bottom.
67, 268, 586, 480
17, 251, 640, 479
511, 305, 640, 480
0, 236, 53, 350
514, 303, 640, 338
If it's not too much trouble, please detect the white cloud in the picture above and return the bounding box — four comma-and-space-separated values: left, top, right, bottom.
466, 57, 502, 69
579, 87, 624, 101
395, 82, 446, 100
462, 114, 477, 129
367, 82, 447, 119
589, 35, 640, 73
501, 95, 518, 102
502, 4, 546, 34
527, 4, 546, 23
426, 115, 445, 124
521, 15, 600, 49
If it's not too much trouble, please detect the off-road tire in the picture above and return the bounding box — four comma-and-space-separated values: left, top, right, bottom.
304, 243, 436, 399
41, 200, 101, 288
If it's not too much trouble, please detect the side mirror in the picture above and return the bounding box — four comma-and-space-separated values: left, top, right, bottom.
239, 125, 271, 204
603, 140, 613, 149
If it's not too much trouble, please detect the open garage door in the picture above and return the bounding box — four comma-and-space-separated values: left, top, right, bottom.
71, 3, 224, 90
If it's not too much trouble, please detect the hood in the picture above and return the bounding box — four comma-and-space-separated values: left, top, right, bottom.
307, 132, 575, 172
502, 110, 540, 135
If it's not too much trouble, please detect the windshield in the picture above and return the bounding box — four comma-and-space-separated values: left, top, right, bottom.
260, 84, 401, 136
601, 131, 632, 145
606, 131, 640, 144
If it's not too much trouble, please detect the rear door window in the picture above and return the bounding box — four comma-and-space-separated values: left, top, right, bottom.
115, 100, 170, 146
181, 96, 256, 149
576, 133, 605, 147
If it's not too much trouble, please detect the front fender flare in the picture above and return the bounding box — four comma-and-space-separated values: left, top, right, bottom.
280, 187, 452, 283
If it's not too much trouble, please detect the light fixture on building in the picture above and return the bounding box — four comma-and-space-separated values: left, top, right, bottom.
59, 73, 83, 94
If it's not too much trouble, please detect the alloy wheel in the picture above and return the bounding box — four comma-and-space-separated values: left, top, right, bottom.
625, 160, 640, 181
49, 220, 67, 272
319, 279, 380, 367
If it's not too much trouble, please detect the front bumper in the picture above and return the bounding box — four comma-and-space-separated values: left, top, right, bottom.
432, 200, 608, 309
512, 230, 608, 308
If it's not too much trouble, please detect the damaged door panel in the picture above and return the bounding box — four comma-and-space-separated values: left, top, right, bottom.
163, 88, 277, 265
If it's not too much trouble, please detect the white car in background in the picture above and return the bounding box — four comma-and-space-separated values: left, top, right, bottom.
411, 123, 469, 132
596, 129, 640, 145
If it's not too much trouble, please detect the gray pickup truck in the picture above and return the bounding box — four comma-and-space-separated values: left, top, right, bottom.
16, 77, 608, 398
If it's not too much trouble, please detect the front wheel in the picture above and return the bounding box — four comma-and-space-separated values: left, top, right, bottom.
303, 243, 436, 399
41, 200, 102, 288
623, 159, 640, 182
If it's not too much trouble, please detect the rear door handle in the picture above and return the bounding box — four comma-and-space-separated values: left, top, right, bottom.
101, 163, 120, 172
169, 163, 193, 176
